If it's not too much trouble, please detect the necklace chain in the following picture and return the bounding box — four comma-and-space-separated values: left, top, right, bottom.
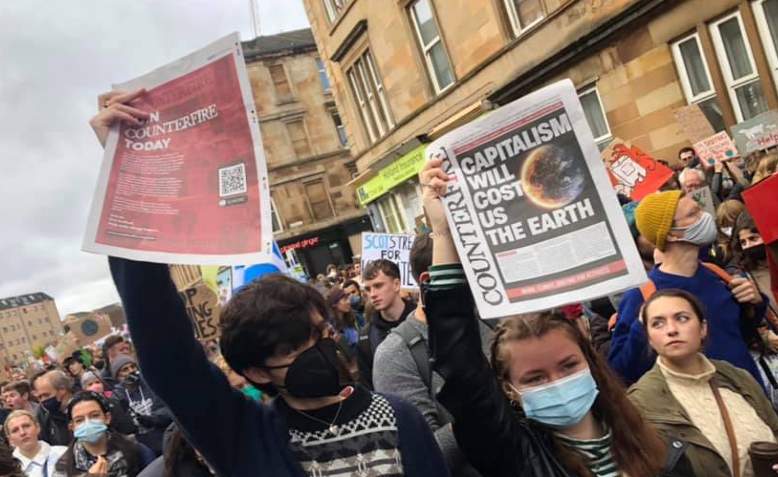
293, 399, 344, 433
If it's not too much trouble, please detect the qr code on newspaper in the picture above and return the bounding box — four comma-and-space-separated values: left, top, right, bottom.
218, 163, 247, 197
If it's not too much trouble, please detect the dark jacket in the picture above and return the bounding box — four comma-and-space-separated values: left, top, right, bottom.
629, 359, 778, 477
427, 283, 694, 477
109, 257, 449, 477
115, 378, 173, 455
37, 405, 71, 446
53, 431, 155, 477
106, 395, 138, 436
356, 298, 416, 388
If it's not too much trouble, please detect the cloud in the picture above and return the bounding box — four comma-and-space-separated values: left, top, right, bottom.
0, 1, 309, 318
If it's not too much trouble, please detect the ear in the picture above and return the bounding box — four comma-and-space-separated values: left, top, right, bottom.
243, 367, 272, 385
104, 411, 112, 426
700, 320, 709, 342
393, 278, 401, 291
501, 380, 520, 403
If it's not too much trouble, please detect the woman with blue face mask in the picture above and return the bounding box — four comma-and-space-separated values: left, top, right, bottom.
52, 391, 155, 477
419, 158, 696, 477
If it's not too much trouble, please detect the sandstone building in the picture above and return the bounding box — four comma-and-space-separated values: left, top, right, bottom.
303, 0, 778, 232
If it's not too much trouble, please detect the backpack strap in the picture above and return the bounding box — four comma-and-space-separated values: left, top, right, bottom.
392, 323, 432, 392
700, 262, 735, 284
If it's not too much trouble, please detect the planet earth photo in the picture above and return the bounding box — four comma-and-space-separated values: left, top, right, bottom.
519, 144, 585, 209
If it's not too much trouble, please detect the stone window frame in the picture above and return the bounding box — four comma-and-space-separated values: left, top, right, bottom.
709, 10, 768, 122
577, 84, 612, 150
503, 0, 546, 38
270, 194, 284, 233
302, 176, 337, 221
284, 118, 314, 159
267, 63, 296, 105
407, 0, 456, 95
315, 57, 332, 93
752, 0, 778, 96
344, 48, 395, 144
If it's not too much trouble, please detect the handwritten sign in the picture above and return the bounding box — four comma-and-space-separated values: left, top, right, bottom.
361, 233, 417, 288
694, 132, 738, 167
179, 281, 221, 341
731, 110, 778, 154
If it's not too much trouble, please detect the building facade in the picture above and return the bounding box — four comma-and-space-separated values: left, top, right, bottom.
303, 0, 778, 232
0, 293, 62, 366
241, 29, 371, 277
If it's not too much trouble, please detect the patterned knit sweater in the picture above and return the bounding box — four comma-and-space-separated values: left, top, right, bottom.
275, 387, 404, 476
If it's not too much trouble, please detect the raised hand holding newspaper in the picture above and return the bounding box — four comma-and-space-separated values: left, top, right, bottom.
425, 80, 647, 319
83, 33, 272, 265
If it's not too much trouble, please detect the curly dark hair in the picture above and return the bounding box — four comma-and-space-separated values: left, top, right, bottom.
220, 275, 328, 377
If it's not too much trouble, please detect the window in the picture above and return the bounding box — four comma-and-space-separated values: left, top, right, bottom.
504, 0, 544, 36
347, 50, 394, 143
323, 0, 346, 23
316, 58, 331, 92
671, 33, 727, 131
377, 194, 407, 233
578, 86, 612, 150
268, 64, 293, 101
753, 0, 778, 92
409, 0, 455, 93
304, 180, 335, 221
331, 112, 348, 147
271, 195, 283, 233
286, 120, 312, 158
710, 12, 768, 121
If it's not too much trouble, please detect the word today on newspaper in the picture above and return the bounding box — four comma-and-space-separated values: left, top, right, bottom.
427, 80, 646, 319
361, 232, 418, 289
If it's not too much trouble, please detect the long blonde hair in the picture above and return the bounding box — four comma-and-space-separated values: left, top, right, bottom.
753, 153, 778, 183
490, 312, 667, 477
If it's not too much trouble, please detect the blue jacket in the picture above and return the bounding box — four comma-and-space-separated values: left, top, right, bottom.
608, 264, 766, 387
109, 257, 448, 477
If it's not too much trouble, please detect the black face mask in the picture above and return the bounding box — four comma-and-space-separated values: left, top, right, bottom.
279, 338, 345, 398
744, 244, 767, 263
41, 396, 61, 415
687, 156, 701, 168
123, 370, 141, 386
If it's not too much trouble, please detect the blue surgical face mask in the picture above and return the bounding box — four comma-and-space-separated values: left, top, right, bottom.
513, 368, 599, 428
74, 419, 108, 444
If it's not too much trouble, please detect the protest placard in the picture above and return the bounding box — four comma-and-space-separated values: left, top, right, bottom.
689, 186, 716, 217
731, 110, 778, 154
694, 131, 738, 168
83, 33, 272, 265
361, 233, 418, 288
63, 312, 113, 346
674, 103, 716, 143
600, 138, 673, 200
179, 281, 221, 341
426, 80, 647, 319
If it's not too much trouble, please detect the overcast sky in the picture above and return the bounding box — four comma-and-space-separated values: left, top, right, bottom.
0, 1, 309, 318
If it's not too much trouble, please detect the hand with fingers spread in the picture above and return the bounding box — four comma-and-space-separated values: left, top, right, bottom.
89, 89, 150, 147
729, 276, 764, 305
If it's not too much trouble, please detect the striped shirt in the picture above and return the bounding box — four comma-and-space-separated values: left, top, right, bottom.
556, 430, 619, 477
429, 264, 467, 289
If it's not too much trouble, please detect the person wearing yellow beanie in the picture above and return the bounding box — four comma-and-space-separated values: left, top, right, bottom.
634, 190, 683, 252
609, 191, 767, 387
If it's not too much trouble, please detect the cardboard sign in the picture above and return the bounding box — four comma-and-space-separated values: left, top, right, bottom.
361, 233, 418, 288
674, 104, 716, 143
742, 173, 778, 245
63, 312, 113, 346
694, 132, 738, 168
601, 139, 674, 200
689, 186, 716, 217
179, 281, 221, 341
731, 110, 778, 154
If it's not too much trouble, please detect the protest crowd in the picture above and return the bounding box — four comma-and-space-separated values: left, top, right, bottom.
3, 62, 778, 477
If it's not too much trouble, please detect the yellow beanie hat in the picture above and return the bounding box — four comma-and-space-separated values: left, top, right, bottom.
635, 190, 682, 251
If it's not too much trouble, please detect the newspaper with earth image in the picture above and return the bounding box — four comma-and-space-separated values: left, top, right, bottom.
426, 80, 647, 319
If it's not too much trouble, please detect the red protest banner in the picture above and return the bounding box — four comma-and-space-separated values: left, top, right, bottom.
600, 139, 674, 200
742, 173, 778, 245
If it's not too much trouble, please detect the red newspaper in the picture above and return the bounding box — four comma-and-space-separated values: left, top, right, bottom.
83, 33, 272, 265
